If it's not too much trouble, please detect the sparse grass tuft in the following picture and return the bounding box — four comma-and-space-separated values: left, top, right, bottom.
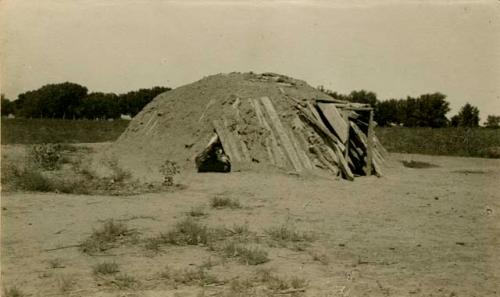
160, 266, 219, 286
188, 206, 207, 217
228, 278, 256, 296
162, 218, 211, 245
231, 223, 250, 236
210, 196, 242, 209
93, 262, 119, 275
113, 273, 138, 289
266, 224, 314, 246
256, 269, 308, 292
227, 269, 308, 295
144, 218, 228, 251
3, 287, 25, 297
222, 242, 269, 265
80, 220, 132, 254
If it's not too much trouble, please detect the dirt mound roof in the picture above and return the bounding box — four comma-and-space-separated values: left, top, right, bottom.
108, 72, 385, 182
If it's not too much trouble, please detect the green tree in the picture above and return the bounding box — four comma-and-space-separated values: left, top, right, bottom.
1, 94, 15, 116
453, 103, 480, 127
414, 93, 450, 128
484, 115, 500, 129
119, 86, 170, 116
16, 82, 88, 118
348, 90, 378, 107
76, 92, 120, 119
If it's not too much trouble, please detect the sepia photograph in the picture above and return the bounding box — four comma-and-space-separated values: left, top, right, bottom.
0, 0, 499, 296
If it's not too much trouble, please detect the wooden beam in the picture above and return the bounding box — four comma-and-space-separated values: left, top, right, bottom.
317, 103, 349, 144
365, 110, 375, 176
296, 104, 345, 151
315, 98, 350, 104
289, 128, 314, 170
212, 120, 240, 162
310, 145, 338, 175
252, 98, 287, 168
260, 96, 303, 172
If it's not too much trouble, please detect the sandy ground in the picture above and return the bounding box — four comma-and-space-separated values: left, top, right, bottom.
1, 151, 499, 297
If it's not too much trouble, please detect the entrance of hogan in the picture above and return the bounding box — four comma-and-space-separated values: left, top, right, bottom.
195, 134, 231, 173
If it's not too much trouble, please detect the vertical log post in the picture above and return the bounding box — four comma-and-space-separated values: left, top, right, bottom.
365, 109, 374, 176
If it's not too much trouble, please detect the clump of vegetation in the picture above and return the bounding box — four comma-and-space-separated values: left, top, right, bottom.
160, 266, 219, 287
3, 166, 54, 192
401, 160, 439, 169
255, 268, 308, 292
229, 223, 251, 237
227, 278, 256, 296
187, 206, 207, 218
80, 220, 133, 254
227, 269, 308, 295
28, 143, 63, 171
113, 273, 138, 289
162, 218, 211, 246
145, 218, 226, 249
222, 242, 269, 265
93, 262, 120, 275
210, 196, 242, 209
3, 287, 25, 297
265, 224, 315, 247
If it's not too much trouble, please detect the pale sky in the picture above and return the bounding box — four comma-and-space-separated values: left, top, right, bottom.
1, 0, 499, 119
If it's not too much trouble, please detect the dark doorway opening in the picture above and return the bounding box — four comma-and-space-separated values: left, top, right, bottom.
195, 134, 231, 173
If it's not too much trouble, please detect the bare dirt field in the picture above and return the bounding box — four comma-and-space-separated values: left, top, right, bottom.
1, 146, 499, 297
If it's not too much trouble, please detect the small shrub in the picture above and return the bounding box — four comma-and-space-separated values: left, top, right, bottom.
93, 262, 119, 275
14, 169, 53, 192
222, 242, 269, 265
113, 273, 138, 289
28, 143, 63, 171
80, 220, 131, 254
3, 287, 24, 297
210, 196, 241, 209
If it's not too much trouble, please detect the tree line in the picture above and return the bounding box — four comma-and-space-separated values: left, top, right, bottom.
1, 82, 171, 119
317, 87, 499, 128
